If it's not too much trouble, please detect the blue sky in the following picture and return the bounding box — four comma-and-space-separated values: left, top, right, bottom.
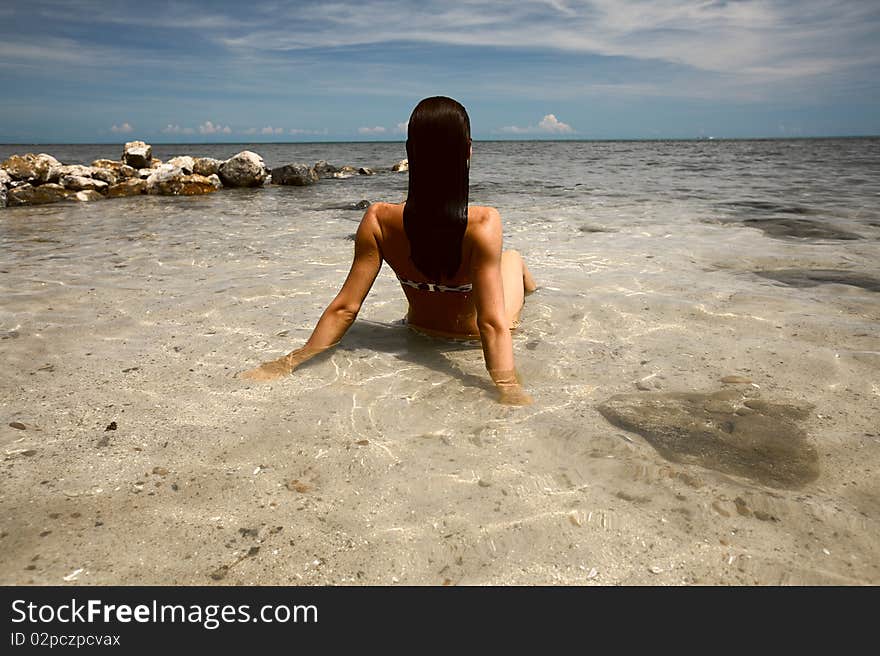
1, 0, 878, 142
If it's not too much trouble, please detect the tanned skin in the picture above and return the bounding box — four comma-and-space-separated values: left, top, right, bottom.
240, 202, 536, 405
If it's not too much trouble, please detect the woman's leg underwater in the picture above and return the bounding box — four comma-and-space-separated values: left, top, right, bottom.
500, 250, 537, 327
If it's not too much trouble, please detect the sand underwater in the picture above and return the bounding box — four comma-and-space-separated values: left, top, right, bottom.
1, 139, 879, 585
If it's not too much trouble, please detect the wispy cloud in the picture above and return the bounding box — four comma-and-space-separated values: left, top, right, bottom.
499, 114, 574, 135
2, 1, 877, 141
31, 0, 872, 82
10, 1, 879, 88
206, 0, 880, 83
0, 36, 126, 68
110, 122, 133, 133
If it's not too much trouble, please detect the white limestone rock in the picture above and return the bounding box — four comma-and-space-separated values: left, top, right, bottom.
60, 175, 109, 193
218, 151, 267, 188
193, 157, 223, 177
167, 156, 195, 174
123, 141, 152, 169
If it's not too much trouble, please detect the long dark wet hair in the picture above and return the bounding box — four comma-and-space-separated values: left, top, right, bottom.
404, 96, 471, 281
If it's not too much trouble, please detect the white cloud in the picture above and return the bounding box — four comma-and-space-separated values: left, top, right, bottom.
260, 126, 284, 135
199, 120, 231, 134
161, 124, 195, 135
537, 114, 573, 133
500, 113, 575, 135
243, 127, 258, 135
358, 126, 387, 135
110, 122, 133, 133
395, 121, 408, 134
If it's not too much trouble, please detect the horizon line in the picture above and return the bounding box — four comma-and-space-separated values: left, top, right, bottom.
2, 134, 879, 147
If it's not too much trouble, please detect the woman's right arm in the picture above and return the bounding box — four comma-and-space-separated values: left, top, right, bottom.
470, 209, 532, 405
240, 207, 383, 381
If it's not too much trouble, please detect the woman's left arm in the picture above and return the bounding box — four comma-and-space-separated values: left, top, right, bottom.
240, 207, 383, 381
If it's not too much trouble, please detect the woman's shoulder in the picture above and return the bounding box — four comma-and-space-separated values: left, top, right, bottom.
364, 201, 404, 227
467, 205, 503, 236
366, 201, 403, 216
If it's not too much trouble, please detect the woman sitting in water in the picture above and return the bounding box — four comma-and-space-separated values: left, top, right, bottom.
241, 96, 536, 405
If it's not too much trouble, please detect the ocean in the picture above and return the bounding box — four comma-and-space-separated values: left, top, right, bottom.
1, 138, 878, 585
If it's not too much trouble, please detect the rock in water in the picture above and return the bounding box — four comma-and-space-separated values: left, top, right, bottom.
177, 174, 220, 195
146, 165, 219, 196
7, 183, 73, 206
145, 164, 184, 195
89, 168, 117, 186
271, 163, 318, 186
123, 141, 152, 169
92, 160, 137, 179
193, 157, 222, 177
596, 389, 819, 489
48, 164, 92, 182
73, 190, 104, 202
107, 179, 147, 198
313, 160, 339, 178
60, 175, 109, 193
358, 167, 374, 176
0, 169, 8, 207
167, 156, 195, 174
218, 151, 267, 187
743, 218, 862, 241
756, 269, 880, 293
1, 153, 61, 184
391, 158, 408, 172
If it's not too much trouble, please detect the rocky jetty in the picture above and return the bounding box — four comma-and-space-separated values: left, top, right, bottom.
1, 140, 407, 208
271, 163, 318, 186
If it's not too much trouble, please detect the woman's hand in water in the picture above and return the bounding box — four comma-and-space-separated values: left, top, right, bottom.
497, 383, 533, 406
239, 355, 295, 381
489, 368, 533, 406
239, 345, 328, 382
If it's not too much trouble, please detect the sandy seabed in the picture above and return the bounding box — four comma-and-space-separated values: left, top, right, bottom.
1, 184, 879, 587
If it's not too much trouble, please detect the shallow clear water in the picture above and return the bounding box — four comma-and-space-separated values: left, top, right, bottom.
1, 139, 878, 585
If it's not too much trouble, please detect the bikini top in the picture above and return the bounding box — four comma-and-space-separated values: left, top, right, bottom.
396, 274, 473, 293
